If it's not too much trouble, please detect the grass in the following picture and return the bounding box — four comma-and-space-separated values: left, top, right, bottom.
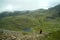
0, 12, 60, 33
46, 30, 60, 40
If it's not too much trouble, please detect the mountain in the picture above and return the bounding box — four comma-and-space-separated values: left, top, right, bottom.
0, 11, 31, 19
0, 4, 60, 40
47, 4, 60, 17
0, 4, 60, 32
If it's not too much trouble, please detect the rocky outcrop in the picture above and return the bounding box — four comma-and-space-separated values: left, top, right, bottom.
0, 29, 49, 40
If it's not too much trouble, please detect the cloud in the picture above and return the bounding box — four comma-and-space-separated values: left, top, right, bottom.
38, 0, 49, 9
0, 0, 60, 12
0, 0, 39, 12
48, 0, 60, 7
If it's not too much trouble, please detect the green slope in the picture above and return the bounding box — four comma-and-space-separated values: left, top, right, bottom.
0, 10, 60, 33
0, 15, 40, 31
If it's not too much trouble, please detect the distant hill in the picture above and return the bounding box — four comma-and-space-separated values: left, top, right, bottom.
47, 4, 60, 17
0, 11, 30, 18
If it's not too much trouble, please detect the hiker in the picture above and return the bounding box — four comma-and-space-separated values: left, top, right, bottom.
40, 29, 42, 34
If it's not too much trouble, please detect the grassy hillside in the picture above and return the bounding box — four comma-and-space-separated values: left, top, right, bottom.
0, 9, 60, 32
46, 30, 60, 40
0, 15, 40, 31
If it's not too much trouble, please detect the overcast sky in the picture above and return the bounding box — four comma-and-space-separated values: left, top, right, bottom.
0, 0, 60, 12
